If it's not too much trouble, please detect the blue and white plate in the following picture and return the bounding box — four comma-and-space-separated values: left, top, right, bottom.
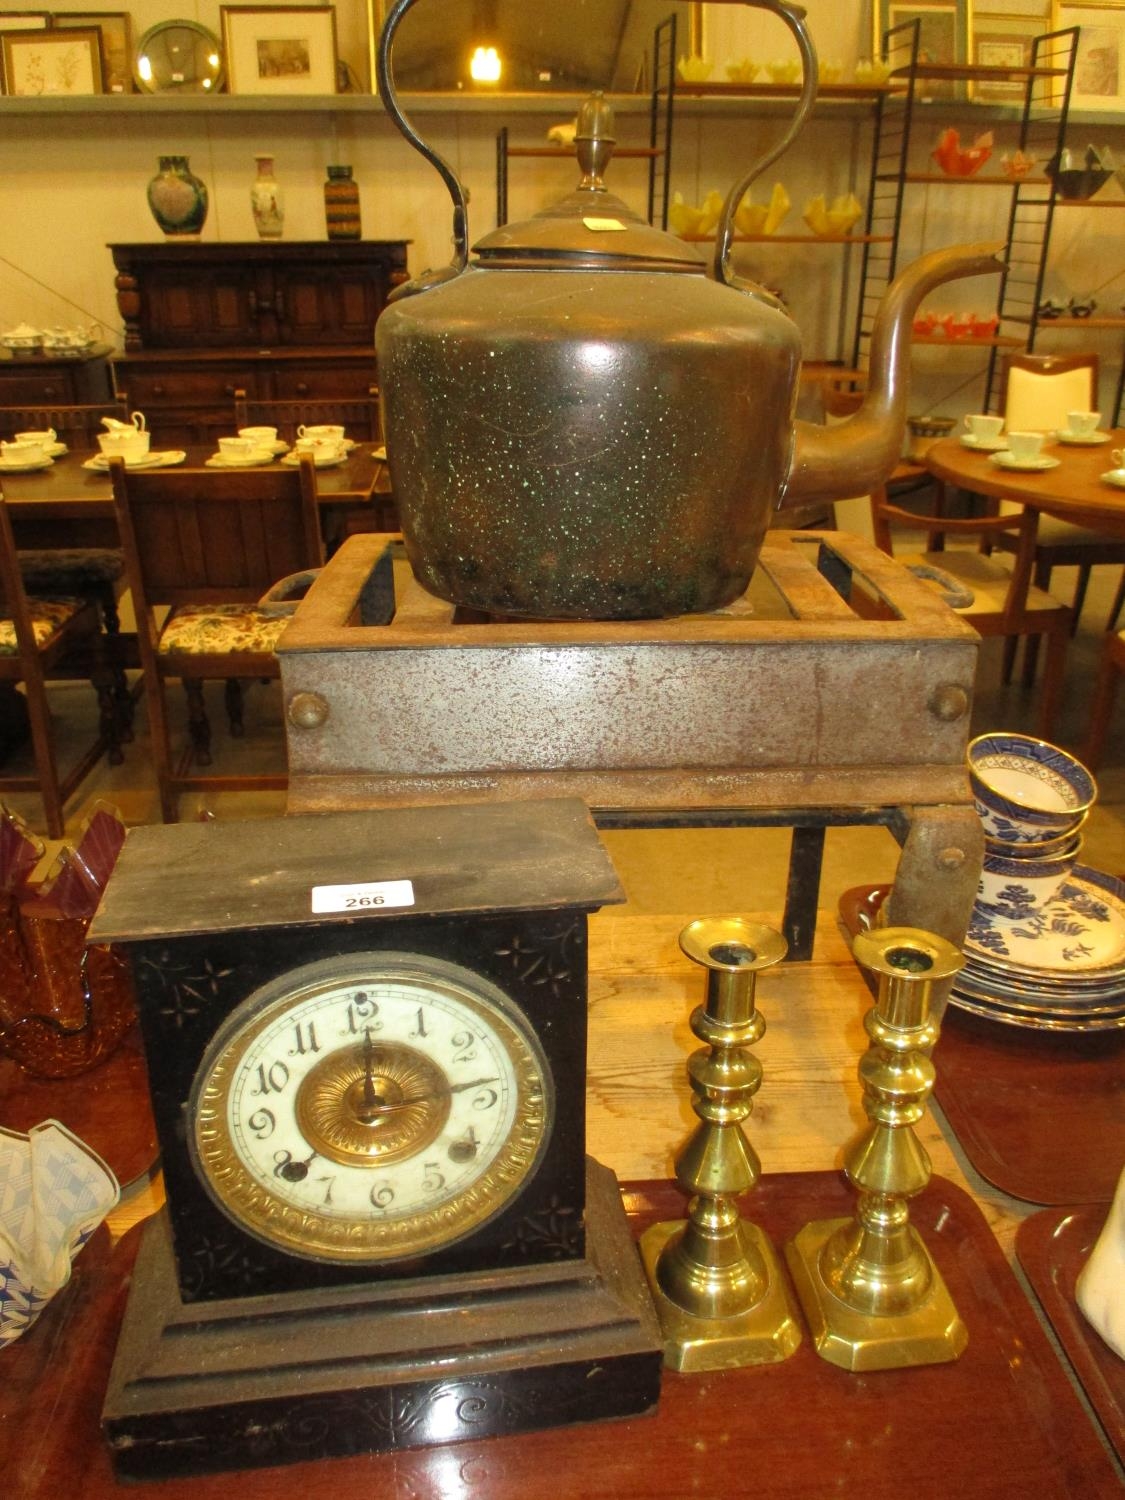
964, 866, 1125, 980
947, 987, 1125, 1033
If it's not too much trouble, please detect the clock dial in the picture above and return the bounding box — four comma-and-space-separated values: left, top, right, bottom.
189, 953, 553, 1263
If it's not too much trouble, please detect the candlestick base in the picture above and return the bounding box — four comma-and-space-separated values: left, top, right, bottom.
786, 1216, 968, 1371
640, 1218, 803, 1372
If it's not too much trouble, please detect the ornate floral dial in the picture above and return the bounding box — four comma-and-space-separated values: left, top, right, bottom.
189, 952, 553, 1263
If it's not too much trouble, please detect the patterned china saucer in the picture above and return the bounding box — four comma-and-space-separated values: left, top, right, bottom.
960, 433, 1007, 452
946, 989, 1125, 1033
205, 450, 276, 468
281, 451, 346, 468
988, 452, 1061, 473
82, 451, 186, 472
1054, 429, 1110, 445
965, 866, 1125, 978
953, 970, 1125, 1017
0, 456, 53, 473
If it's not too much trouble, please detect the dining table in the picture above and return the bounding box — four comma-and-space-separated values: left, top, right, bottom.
924, 427, 1125, 539
0, 442, 393, 554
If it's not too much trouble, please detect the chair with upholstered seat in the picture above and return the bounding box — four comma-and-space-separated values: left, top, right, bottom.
109, 455, 324, 821
232, 387, 381, 444
871, 478, 1073, 739
0, 494, 119, 837
989, 353, 1125, 641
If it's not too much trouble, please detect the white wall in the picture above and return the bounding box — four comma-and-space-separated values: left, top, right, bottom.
2, 2, 1123, 420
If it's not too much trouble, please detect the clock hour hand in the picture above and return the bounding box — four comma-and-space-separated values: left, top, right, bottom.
447, 1076, 499, 1095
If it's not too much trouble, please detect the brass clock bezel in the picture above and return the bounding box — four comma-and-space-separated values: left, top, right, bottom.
188, 951, 554, 1265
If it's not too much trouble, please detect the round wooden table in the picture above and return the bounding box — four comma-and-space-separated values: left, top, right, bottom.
925, 429, 1125, 538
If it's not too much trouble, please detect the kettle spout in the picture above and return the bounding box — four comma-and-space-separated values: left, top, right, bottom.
782, 242, 1005, 508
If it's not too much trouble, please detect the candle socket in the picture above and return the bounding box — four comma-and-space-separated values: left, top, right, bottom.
639, 917, 802, 1371
785, 926, 969, 1371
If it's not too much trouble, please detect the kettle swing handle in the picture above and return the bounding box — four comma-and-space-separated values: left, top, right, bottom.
377, 0, 470, 277
710, 1, 818, 292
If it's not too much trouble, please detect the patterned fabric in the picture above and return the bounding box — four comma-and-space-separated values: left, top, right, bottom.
18, 549, 124, 590
158, 602, 296, 656
0, 598, 84, 657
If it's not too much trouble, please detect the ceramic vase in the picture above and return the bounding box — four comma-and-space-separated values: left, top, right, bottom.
146, 155, 208, 239
250, 153, 284, 239
324, 164, 361, 240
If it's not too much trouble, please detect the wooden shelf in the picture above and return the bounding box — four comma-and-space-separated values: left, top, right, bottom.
667, 81, 899, 100
679, 233, 893, 244
911, 334, 1025, 348
889, 62, 1067, 81
505, 146, 661, 158
1040, 316, 1125, 330
883, 172, 1032, 186
1052, 197, 1125, 207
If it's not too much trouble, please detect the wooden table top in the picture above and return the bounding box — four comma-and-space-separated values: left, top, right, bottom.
925, 429, 1125, 537
1, 908, 1121, 1494
0, 443, 388, 518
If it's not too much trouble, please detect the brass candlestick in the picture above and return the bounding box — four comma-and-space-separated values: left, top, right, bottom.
639, 917, 802, 1371
785, 925, 968, 1371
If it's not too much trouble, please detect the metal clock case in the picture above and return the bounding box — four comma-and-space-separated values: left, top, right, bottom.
94, 799, 663, 1479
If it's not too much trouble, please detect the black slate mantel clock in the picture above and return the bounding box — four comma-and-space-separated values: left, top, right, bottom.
93, 799, 662, 1481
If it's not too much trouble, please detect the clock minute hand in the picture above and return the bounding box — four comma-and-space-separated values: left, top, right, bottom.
447, 1076, 499, 1095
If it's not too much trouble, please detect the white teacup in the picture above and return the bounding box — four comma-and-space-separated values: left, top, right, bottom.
15, 428, 56, 446
1006, 430, 1044, 462
218, 436, 268, 462
298, 424, 345, 442
0, 439, 45, 464
965, 413, 1003, 440
238, 425, 278, 446
1066, 410, 1101, 436
98, 428, 151, 459
295, 434, 344, 459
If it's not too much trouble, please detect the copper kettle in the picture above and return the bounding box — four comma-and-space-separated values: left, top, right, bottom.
375, 0, 1002, 620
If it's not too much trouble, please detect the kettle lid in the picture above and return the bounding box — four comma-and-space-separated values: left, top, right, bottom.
473, 92, 704, 273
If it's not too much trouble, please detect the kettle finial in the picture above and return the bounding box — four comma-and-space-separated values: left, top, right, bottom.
574, 91, 616, 193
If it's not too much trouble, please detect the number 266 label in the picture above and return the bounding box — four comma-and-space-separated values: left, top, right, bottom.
310, 879, 416, 915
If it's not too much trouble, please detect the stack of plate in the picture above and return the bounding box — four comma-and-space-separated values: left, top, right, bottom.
954, 865, 1125, 1032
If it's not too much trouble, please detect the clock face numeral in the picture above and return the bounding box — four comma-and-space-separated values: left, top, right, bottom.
252, 1060, 290, 1096
289, 1020, 320, 1056
191, 954, 553, 1264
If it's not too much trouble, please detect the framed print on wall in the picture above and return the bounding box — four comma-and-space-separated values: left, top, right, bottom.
52, 12, 133, 94
1, 28, 103, 95
876, 1, 970, 97
1053, 2, 1125, 110
221, 5, 339, 94
971, 12, 1045, 100
0, 14, 50, 33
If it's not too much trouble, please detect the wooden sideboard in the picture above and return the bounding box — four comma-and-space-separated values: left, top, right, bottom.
108, 241, 410, 445
0, 344, 114, 406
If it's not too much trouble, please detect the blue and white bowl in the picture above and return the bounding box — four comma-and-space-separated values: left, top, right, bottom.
968, 732, 1096, 843
977, 836, 1083, 917
983, 814, 1088, 860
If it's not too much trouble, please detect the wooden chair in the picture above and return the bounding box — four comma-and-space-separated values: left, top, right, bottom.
870, 477, 1073, 740
990, 353, 1125, 641
1084, 629, 1125, 772
0, 493, 119, 838
0, 397, 131, 448
109, 455, 324, 822
2, 398, 134, 715
232, 387, 382, 443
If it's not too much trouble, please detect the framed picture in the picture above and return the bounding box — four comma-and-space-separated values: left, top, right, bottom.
52, 11, 133, 94
1053, 2, 1125, 109
876, 1, 970, 96
1, 28, 103, 95
0, 13, 50, 32
971, 12, 1045, 99
221, 5, 338, 95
